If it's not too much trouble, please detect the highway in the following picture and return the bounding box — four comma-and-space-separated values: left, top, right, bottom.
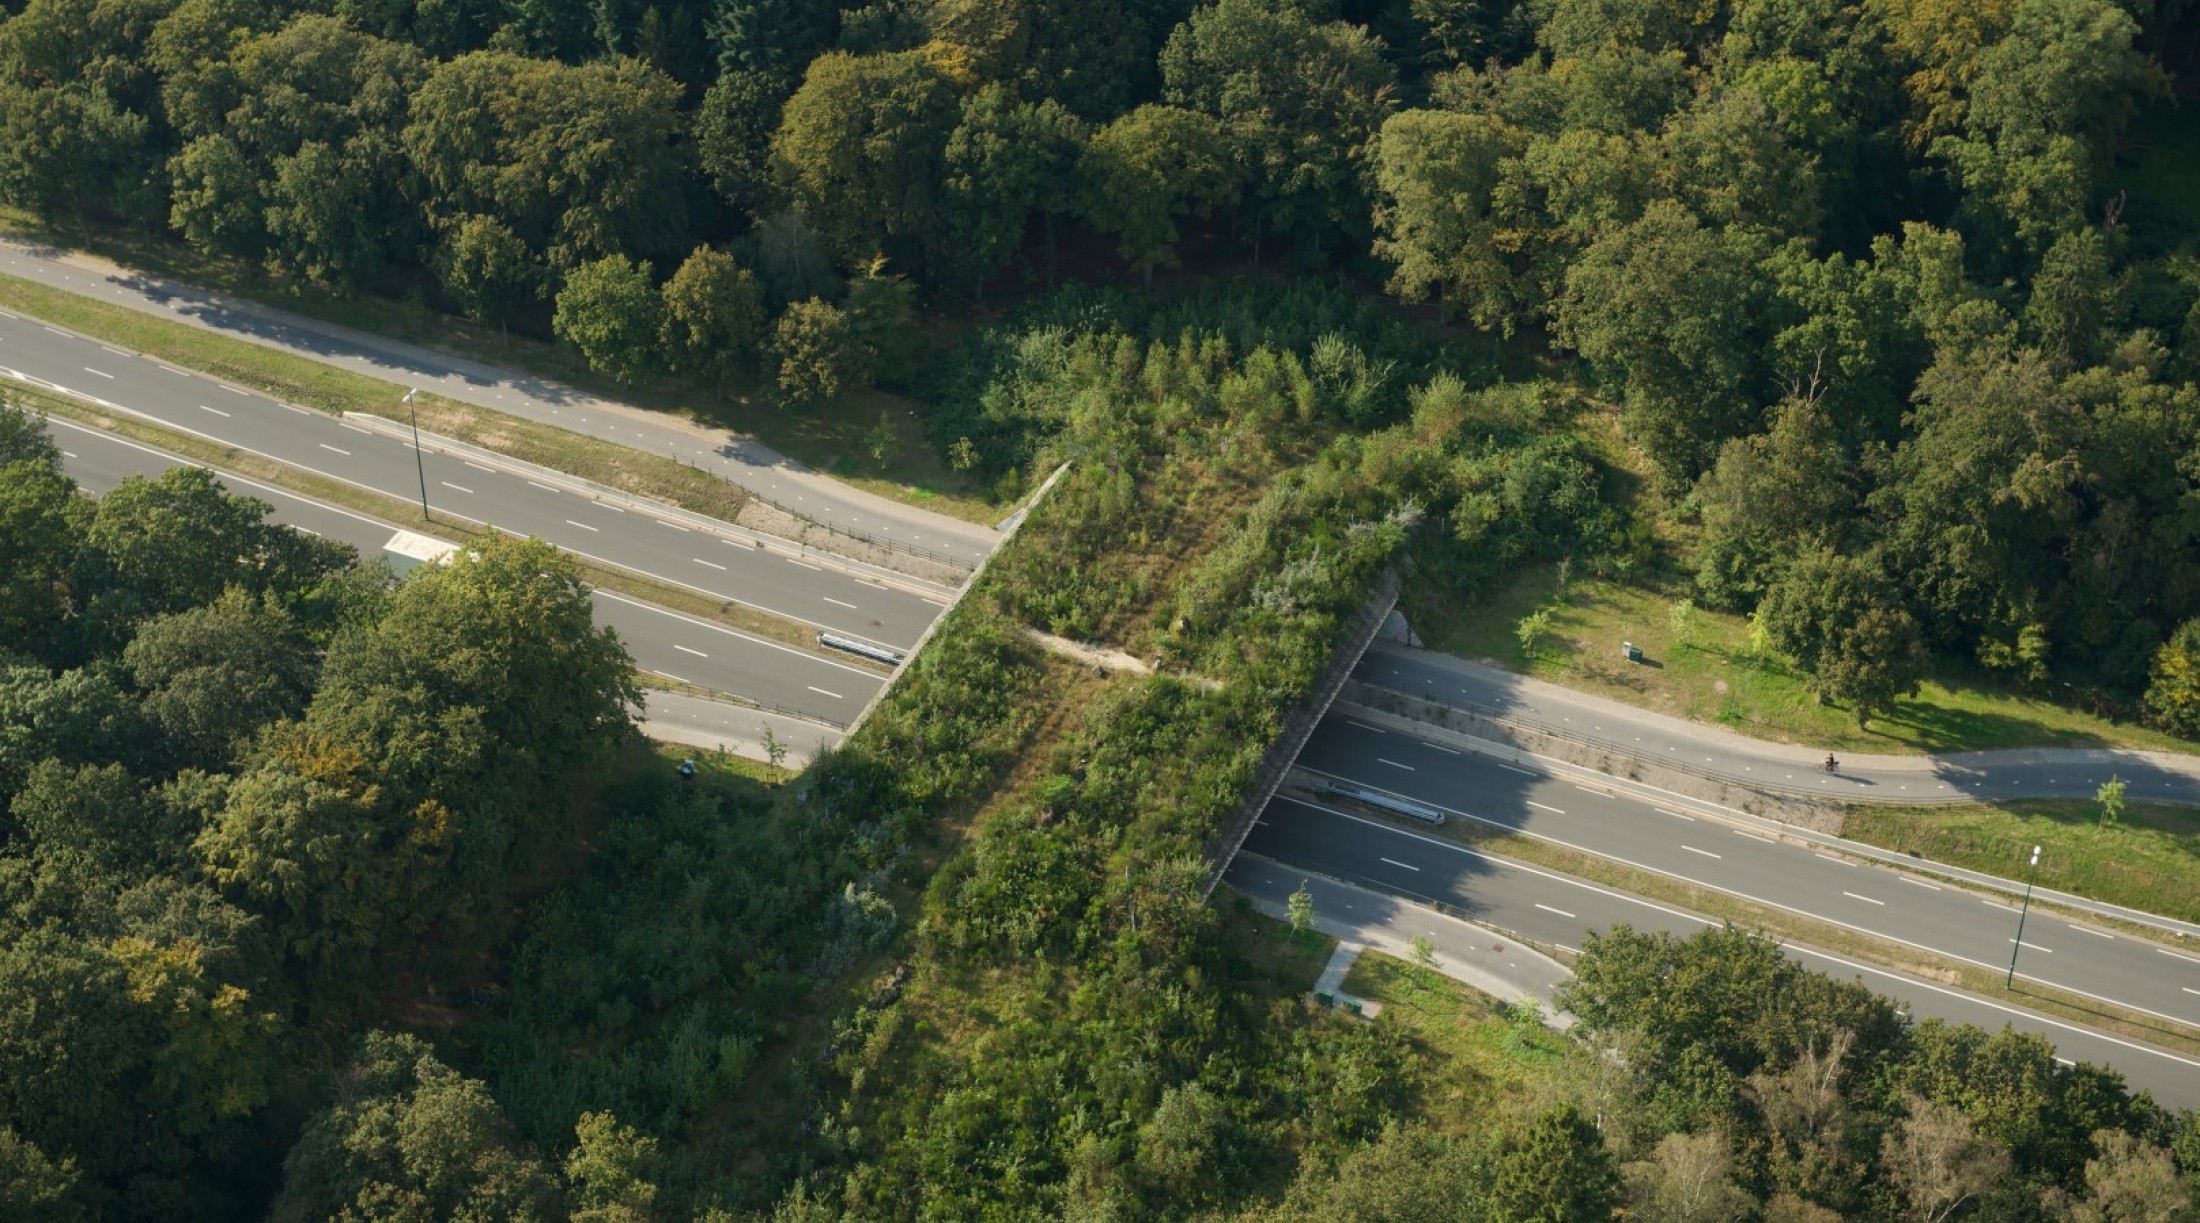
1362, 645, 2200, 805
0, 310, 943, 650
1291, 714, 2200, 1033
1241, 797, 2200, 1110
49, 416, 882, 726
0, 237, 999, 565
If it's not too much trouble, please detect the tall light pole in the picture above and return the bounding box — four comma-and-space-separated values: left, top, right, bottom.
2005, 844, 2042, 988
403, 387, 429, 521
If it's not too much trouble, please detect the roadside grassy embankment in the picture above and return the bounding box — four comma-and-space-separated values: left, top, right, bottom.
1843, 799, 2200, 925
1340, 950, 1569, 1131
25, 382, 854, 660
1406, 561, 2196, 757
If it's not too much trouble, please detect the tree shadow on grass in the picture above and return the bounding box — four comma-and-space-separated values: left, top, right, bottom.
1874, 699, 2115, 754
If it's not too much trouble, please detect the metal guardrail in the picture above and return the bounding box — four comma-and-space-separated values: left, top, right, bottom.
1204, 566, 1404, 896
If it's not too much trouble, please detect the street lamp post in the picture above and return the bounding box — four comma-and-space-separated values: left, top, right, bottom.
2005, 844, 2042, 988
403, 387, 429, 520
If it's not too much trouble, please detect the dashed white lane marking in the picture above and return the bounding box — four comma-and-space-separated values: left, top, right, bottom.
823, 596, 858, 609
1379, 857, 1420, 872
221, 384, 248, 395
807, 685, 843, 699
1682, 845, 1722, 859
2010, 938, 2053, 954
1426, 743, 1460, 755
693, 558, 726, 570
1900, 877, 1942, 891
785, 557, 820, 571
440, 482, 473, 494
2160, 947, 2200, 965
1984, 899, 2023, 913
60, 450, 75, 458
1535, 903, 1576, 919
198, 404, 229, 417
673, 645, 707, 657
318, 443, 350, 455
1378, 758, 1415, 771
527, 480, 559, 492
2067, 925, 2112, 939
1843, 891, 1885, 906
82, 367, 112, 378
1496, 763, 1537, 777
565, 519, 597, 531
342, 423, 372, 435
657, 519, 691, 532
1735, 829, 1777, 843
1527, 801, 1564, 813
1345, 719, 1386, 733
2185, 987, 2200, 997
159, 364, 189, 375
1815, 852, 1856, 867
1655, 808, 1696, 821
42, 326, 65, 336
464, 461, 496, 473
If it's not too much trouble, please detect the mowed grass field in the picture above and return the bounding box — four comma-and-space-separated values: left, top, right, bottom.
1843, 798, 2200, 924
1406, 561, 2197, 758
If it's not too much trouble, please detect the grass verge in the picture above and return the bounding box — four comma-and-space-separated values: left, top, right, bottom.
1843, 800, 2200, 926
28, 383, 849, 659
1341, 950, 1569, 1132
1406, 561, 2196, 757
0, 215, 1001, 522
1334, 804, 2200, 1060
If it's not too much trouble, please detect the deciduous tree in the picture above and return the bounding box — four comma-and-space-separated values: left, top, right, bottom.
1078, 104, 1241, 287
554, 255, 663, 385
660, 245, 767, 394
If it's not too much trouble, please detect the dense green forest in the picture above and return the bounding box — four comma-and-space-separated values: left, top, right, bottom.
7, 0, 2200, 1216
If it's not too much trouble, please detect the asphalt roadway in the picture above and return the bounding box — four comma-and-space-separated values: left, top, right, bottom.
1291, 713, 2200, 1035
1244, 796, 2200, 1111
48, 416, 882, 727
1363, 645, 2200, 805
0, 237, 998, 565
0, 310, 944, 651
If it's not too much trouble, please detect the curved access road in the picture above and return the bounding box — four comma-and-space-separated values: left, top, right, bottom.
48, 417, 882, 727
0, 311, 945, 650
0, 237, 998, 565
1363, 645, 2200, 806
